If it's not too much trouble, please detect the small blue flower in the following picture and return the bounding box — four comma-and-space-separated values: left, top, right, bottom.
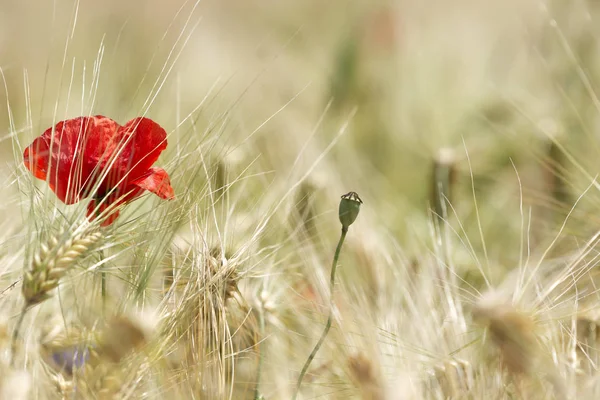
50, 346, 91, 375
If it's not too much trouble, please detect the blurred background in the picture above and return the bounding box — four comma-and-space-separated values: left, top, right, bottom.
2, 0, 600, 287
6, 1, 600, 398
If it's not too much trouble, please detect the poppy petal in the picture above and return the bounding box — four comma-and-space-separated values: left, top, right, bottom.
23, 116, 120, 204
86, 182, 150, 226
86, 198, 121, 227
132, 167, 175, 200
102, 118, 168, 188
23, 137, 49, 180
25, 115, 172, 227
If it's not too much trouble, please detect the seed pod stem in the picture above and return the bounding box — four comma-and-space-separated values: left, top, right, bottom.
294, 192, 361, 398
293, 225, 349, 398
293, 230, 347, 399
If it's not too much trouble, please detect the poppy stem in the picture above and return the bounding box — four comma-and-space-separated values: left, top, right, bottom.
293, 227, 347, 399
102, 271, 106, 309
99, 249, 106, 314
10, 304, 28, 367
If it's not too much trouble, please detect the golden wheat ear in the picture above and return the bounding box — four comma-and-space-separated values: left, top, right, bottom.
426, 359, 474, 399
347, 352, 385, 400
11, 230, 103, 366
472, 297, 567, 398
22, 231, 103, 308
472, 301, 537, 376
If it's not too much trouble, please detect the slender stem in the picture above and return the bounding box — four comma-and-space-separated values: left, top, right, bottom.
99, 249, 106, 315
101, 271, 106, 304
293, 227, 347, 400
254, 307, 266, 400
10, 304, 28, 367
94, 208, 107, 314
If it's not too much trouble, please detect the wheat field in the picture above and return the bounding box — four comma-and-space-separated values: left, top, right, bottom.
1, 0, 600, 399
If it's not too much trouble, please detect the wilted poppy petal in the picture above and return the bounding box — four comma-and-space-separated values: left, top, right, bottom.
132, 167, 175, 200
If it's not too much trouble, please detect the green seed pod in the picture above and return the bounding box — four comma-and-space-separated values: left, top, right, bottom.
339, 191, 362, 229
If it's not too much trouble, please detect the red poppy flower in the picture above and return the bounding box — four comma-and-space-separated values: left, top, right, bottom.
23, 115, 175, 226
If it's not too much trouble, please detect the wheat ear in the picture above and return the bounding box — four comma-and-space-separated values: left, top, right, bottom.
11, 230, 102, 366
22, 231, 102, 307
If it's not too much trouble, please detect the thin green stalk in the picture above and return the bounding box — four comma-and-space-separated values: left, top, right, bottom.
10, 304, 28, 367
99, 249, 106, 314
102, 270, 106, 310
293, 227, 348, 400
94, 207, 107, 314
254, 307, 266, 400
